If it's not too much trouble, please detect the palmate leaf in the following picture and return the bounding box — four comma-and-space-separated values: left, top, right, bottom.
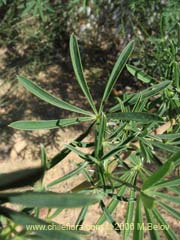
0, 192, 101, 208
0, 168, 43, 191
100, 40, 134, 110
126, 64, 153, 83
70, 34, 97, 114
17, 76, 92, 116
9, 117, 94, 130
108, 112, 163, 123
0, 207, 85, 240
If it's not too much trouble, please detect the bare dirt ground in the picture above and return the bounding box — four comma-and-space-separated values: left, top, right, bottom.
0, 47, 179, 240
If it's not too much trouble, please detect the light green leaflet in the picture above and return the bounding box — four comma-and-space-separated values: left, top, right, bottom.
126, 64, 153, 83
0, 191, 101, 208
17, 76, 93, 116
70, 34, 97, 114
100, 40, 134, 110
142, 152, 180, 190
108, 112, 163, 123
9, 117, 94, 130
110, 80, 170, 112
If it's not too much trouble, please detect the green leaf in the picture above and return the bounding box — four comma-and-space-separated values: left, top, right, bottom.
133, 197, 143, 240
159, 202, 180, 220
142, 154, 177, 190
0, 192, 101, 208
149, 141, 180, 153
96, 173, 133, 225
49, 122, 94, 169
0, 207, 84, 240
70, 34, 97, 114
151, 133, 180, 140
9, 117, 94, 130
47, 163, 88, 188
110, 81, 170, 112
95, 113, 106, 158
75, 206, 88, 229
152, 192, 180, 204
140, 192, 156, 209
99, 200, 121, 234
17, 76, 92, 116
152, 208, 178, 240
123, 189, 135, 240
151, 177, 180, 189
144, 208, 160, 240
100, 40, 134, 109
127, 80, 171, 104
126, 64, 153, 83
108, 112, 163, 123
0, 168, 43, 191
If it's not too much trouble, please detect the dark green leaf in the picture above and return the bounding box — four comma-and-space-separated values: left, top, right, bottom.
0, 168, 43, 191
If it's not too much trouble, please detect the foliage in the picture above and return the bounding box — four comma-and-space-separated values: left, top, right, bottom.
8, 35, 180, 239
0, 165, 100, 240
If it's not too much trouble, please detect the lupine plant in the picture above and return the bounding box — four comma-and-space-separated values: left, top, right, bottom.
8, 34, 180, 240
